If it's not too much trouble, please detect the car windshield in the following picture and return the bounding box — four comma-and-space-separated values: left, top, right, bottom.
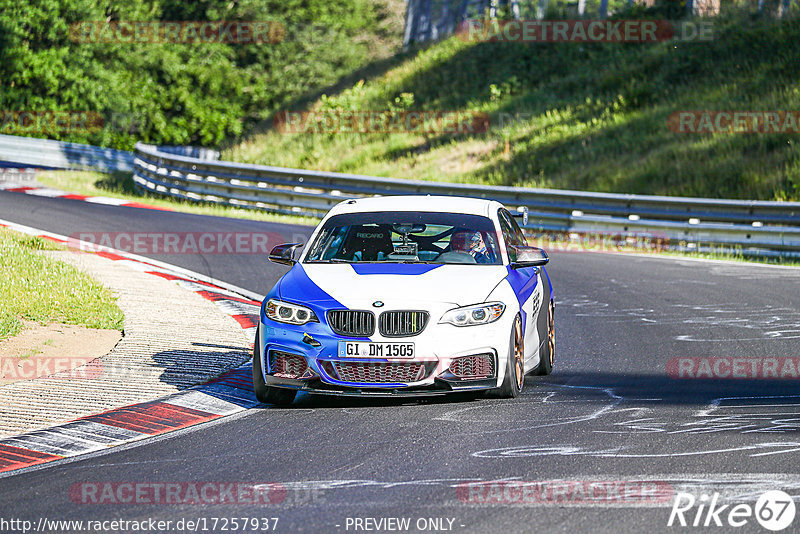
304, 211, 502, 265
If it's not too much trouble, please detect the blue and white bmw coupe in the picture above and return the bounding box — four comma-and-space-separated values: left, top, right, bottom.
253, 196, 555, 405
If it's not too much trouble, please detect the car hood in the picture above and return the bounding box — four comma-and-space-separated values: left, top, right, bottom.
278, 263, 508, 310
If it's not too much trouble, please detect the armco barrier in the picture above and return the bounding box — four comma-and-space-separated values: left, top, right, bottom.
0, 135, 217, 173
0, 133, 134, 172
0, 134, 798, 256
132, 142, 800, 256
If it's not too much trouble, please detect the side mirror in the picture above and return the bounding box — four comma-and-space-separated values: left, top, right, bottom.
512, 206, 529, 226
269, 243, 303, 266
508, 245, 549, 269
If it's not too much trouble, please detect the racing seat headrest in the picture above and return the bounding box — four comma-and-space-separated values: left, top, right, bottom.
340, 225, 393, 261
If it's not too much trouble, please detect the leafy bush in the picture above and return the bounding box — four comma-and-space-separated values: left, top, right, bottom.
0, 0, 400, 149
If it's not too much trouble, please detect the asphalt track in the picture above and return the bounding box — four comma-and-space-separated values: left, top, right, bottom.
2, 191, 800, 533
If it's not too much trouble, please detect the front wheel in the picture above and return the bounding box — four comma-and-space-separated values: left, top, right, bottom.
252, 331, 297, 405
533, 300, 555, 376
491, 314, 524, 398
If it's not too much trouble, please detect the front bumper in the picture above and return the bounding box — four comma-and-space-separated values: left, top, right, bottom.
263, 375, 498, 397
257, 313, 511, 396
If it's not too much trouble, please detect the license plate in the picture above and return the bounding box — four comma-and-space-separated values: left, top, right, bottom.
337, 341, 415, 359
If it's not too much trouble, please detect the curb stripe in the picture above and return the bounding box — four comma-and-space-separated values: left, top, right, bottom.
0, 444, 62, 472
230, 314, 259, 330
206, 369, 253, 390
164, 391, 245, 416
122, 202, 173, 211
0, 363, 260, 474
86, 402, 217, 435
1, 181, 170, 211
0, 444, 62, 462
145, 271, 228, 292
94, 251, 130, 261
0, 218, 265, 476
196, 290, 260, 306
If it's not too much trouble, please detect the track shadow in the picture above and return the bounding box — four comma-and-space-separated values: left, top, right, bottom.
151, 345, 250, 390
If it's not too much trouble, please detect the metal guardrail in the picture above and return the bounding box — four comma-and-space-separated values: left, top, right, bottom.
0, 133, 134, 172
0, 134, 219, 173
132, 142, 800, 256
0, 134, 797, 256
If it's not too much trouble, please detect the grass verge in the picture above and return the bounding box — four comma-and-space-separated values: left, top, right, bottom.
224, 11, 800, 201
0, 229, 124, 341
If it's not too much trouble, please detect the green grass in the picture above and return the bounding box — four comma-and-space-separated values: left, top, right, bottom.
659, 249, 800, 266
224, 10, 800, 201
0, 229, 124, 341
35, 171, 316, 227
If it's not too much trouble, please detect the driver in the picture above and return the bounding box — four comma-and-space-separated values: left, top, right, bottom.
450, 230, 494, 264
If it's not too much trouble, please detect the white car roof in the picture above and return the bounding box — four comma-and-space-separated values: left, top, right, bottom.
327, 195, 505, 218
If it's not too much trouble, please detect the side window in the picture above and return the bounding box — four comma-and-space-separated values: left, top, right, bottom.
508, 212, 528, 246
497, 209, 519, 262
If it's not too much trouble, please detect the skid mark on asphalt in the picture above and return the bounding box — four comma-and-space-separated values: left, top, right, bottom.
472, 442, 800, 459
464, 388, 800, 462
559, 295, 800, 341
594, 395, 800, 436
435, 385, 624, 430
436, 383, 664, 422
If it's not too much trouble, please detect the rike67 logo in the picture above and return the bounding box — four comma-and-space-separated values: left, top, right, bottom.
668, 491, 796, 531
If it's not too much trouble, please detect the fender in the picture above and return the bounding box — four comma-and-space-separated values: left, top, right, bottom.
535, 267, 553, 352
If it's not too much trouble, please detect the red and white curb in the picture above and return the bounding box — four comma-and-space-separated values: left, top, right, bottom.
0, 369, 255, 474
0, 180, 171, 211
0, 218, 263, 475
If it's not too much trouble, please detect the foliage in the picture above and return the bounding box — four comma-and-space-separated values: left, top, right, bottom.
0, 0, 399, 149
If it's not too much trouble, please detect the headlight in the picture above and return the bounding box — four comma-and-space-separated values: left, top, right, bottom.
439, 302, 505, 327
265, 299, 319, 325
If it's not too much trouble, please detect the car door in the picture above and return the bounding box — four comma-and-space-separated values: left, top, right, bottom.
498, 209, 541, 366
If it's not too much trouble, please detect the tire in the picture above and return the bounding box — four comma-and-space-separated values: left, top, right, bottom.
533, 299, 555, 376
492, 314, 524, 398
252, 330, 297, 406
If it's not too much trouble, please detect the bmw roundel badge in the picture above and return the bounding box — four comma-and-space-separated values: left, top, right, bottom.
373, 301, 384, 308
